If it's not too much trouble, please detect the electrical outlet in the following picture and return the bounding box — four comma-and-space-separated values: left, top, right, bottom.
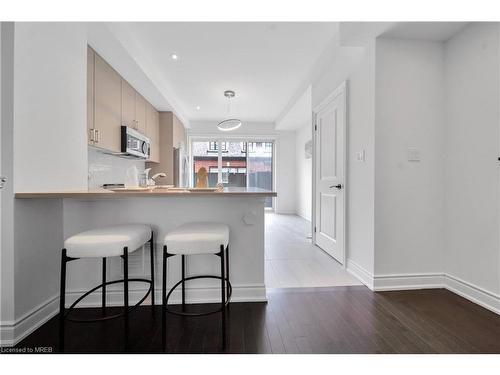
407, 148, 421, 162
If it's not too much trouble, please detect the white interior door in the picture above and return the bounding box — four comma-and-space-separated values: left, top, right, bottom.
314, 82, 346, 264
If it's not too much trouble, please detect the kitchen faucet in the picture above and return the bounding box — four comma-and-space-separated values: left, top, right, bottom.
151, 172, 167, 183
143, 168, 167, 186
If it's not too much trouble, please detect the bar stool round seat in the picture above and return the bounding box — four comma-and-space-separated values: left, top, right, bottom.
162, 222, 232, 319
164, 222, 229, 255
59, 224, 155, 326
65, 224, 152, 258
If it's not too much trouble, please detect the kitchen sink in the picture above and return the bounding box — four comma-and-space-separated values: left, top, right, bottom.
151, 186, 218, 192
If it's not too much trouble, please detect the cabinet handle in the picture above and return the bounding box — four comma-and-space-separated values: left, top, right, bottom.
89, 128, 95, 143
95, 129, 100, 143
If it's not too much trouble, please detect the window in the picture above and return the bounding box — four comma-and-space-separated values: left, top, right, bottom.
208, 141, 217, 152
191, 139, 274, 207
209, 141, 227, 152
247, 142, 273, 207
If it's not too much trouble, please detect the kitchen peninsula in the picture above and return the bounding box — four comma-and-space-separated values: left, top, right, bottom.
14, 188, 276, 312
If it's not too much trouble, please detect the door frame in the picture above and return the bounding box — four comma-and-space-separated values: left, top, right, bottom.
311, 80, 348, 266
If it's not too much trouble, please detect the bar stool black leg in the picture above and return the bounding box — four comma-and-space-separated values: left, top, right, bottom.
220, 244, 226, 349
181, 255, 186, 311
123, 247, 129, 350
225, 245, 230, 307
162, 246, 168, 351
150, 231, 155, 306
123, 247, 129, 312
162, 246, 167, 310
59, 249, 67, 352
102, 257, 106, 314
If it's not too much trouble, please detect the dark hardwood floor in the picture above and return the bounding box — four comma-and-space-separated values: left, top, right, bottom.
12, 286, 500, 354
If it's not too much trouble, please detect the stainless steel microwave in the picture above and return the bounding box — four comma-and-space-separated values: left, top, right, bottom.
121, 126, 150, 159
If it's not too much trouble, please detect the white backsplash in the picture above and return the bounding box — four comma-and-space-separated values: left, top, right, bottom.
88, 147, 145, 188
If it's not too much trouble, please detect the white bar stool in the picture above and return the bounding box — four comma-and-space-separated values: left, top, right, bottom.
59, 224, 155, 324
162, 222, 232, 344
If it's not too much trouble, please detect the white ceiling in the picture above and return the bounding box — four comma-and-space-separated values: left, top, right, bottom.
106, 22, 337, 124
275, 86, 312, 130
381, 22, 469, 42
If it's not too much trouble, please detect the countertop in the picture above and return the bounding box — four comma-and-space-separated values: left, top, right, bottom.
15, 187, 277, 199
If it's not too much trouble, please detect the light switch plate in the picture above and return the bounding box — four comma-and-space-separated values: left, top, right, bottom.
407, 147, 421, 162
356, 149, 365, 162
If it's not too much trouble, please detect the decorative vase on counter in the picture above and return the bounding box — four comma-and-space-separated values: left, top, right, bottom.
196, 167, 208, 188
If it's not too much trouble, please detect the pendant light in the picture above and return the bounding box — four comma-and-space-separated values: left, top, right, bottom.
217, 90, 242, 131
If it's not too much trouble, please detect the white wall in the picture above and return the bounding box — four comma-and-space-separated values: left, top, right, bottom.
444, 23, 500, 295
374, 38, 445, 276
1, 22, 16, 344
312, 42, 376, 276
13, 23, 88, 192
295, 123, 312, 221
275, 131, 296, 214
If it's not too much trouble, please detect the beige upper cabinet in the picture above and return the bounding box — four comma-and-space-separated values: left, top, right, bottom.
135, 93, 147, 134
121, 79, 147, 134
146, 102, 160, 163
94, 53, 122, 153
172, 113, 186, 149
87, 47, 95, 145
88, 45, 159, 156
121, 79, 136, 129
146, 112, 186, 185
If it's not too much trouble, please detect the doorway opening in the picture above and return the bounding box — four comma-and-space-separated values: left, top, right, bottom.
266, 82, 358, 288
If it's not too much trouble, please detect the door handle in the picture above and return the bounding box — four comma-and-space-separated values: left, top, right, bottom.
330, 184, 343, 189
0, 176, 7, 189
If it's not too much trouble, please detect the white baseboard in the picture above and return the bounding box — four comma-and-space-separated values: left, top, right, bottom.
346, 259, 374, 290
0, 295, 59, 347
445, 274, 500, 315
373, 273, 445, 291
274, 209, 296, 215
65, 283, 267, 307
345, 261, 500, 316
296, 212, 312, 222
0, 284, 266, 347
372, 272, 500, 316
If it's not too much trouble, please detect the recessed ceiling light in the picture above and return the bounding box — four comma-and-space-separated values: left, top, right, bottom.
171, 54, 178, 60
196, 106, 201, 110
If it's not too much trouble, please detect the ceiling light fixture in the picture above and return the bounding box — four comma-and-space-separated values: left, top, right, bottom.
196, 105, 201, 110
171, 54, 178, 60
217, 90, 242, 132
